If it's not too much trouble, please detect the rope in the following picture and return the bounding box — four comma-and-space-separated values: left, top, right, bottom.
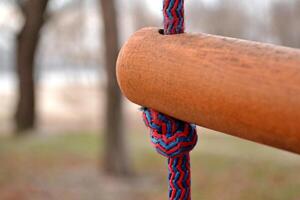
142, 2, 198, 199
142, 1, 197, 199
142, 109, 197, 200
163, 0, 185, 34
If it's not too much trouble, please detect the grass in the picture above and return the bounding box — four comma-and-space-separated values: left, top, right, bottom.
0, 129, 300, 200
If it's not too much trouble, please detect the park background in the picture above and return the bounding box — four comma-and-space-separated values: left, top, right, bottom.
0, 0, 300, 199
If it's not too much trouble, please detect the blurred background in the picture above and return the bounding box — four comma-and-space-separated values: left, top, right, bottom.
0, 0, 300, 199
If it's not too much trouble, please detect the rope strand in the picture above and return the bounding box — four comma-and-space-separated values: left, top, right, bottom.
142, 108, 197, 200
142, 1, 197, 200
163, 0, 185, 34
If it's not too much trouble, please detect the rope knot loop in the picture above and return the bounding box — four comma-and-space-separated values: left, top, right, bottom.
142, 108, 198, 158
141, 1, 195, 199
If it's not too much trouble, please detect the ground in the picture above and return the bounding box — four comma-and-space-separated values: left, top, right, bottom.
0, 130, 300, 200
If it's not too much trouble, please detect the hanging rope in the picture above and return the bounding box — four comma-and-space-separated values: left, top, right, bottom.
163, 0, 185, 34
142, 108, 197, 200
142, 2, 198, 200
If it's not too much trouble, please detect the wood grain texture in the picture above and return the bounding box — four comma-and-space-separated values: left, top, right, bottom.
117, 27, 300, 154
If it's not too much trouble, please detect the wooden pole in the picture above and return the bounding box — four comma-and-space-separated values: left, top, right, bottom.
117, 27, 300, 154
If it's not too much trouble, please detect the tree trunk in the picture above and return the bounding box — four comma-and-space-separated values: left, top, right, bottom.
15, 0, 49, 134
100, 0, 132, 176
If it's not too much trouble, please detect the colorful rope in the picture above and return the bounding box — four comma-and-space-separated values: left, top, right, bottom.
142, 108, 197, 200
142, 2, 197, 199
163, 0, 185, 34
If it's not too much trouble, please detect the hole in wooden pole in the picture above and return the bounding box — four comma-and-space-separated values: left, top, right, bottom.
158, 29, 164, 35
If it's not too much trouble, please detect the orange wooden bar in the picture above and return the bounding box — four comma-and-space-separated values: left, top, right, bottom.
117, 27, 300, 154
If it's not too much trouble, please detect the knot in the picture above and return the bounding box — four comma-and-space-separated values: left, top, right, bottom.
142, 108, 198, 158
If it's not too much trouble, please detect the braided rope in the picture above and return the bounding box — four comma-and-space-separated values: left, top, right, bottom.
142, 108, 197, 200
163, 0, 185, 34
142, 1, 197, 199
168, 154, 191, 200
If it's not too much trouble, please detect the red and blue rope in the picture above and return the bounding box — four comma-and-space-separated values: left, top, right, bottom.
163, 0, 185, 34
142, 109, 197, 200
142, 2, 197, 199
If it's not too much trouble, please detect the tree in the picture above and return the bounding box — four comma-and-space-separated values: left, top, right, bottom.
99, 0, 132, 176
15, 0, 49, 134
